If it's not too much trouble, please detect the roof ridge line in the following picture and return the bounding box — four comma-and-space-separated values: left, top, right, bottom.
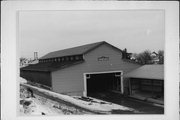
40, 41, 105, 59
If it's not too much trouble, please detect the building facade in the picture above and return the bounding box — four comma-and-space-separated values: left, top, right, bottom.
125, 65, 164, 104
20, 41, 141, 96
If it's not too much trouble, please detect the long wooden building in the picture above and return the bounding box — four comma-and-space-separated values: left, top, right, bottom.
20, 41, 141, 96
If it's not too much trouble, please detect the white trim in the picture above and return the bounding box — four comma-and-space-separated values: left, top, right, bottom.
84, 70, 123, 75
83, 70, 123, 97
83, 74, 87, 97
121, 72, 124, 94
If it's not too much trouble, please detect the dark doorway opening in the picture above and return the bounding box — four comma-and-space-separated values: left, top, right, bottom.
86, 72, 122, 97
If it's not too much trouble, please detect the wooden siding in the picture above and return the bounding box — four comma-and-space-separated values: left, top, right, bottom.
20, 70, 52, 87
51, 63, 85, 96
84, 44, 141, 74
51, 44, 141, 96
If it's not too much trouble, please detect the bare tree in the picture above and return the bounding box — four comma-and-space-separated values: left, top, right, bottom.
136, 50, 152, 65
158, 50, 164, 64
20, 57, 28, 66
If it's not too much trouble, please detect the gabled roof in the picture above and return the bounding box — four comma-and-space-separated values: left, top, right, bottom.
151, 51, 158, 56
40, 41, 122, 59
21, 60, 84, 72
21, 41, 126, 72
124, 65, 164, 80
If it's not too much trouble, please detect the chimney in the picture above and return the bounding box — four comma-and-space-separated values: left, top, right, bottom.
122, 48, 127, 59
34, 52, 38, 60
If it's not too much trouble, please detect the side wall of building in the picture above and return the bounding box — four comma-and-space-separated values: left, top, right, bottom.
51, 44, 141, 96
20, 70, 52, 87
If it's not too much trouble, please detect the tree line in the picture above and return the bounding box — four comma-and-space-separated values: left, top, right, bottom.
132, 50, 164, 65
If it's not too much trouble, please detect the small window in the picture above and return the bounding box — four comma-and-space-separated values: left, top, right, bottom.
58, 58, 61, 62
66, 57, 69, 61
70, 56, 74, 60
75, 56, 79, 60
62, 58, 64, 61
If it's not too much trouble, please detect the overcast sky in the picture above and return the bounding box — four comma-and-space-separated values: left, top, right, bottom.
19, 10, 164, 59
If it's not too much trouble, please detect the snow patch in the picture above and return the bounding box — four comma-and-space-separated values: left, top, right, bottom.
20, 85, 92, 115
20, 77, 27, 84
21, 82, 134, 113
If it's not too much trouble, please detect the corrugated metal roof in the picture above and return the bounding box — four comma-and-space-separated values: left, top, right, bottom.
124, 65, 164, 80
40, 41, 105, 59
20, 60, 84, 72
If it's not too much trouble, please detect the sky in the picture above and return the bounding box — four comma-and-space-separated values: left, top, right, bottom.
19, 10, 164, 59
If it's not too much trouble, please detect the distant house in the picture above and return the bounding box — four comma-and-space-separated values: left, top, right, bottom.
151, 52, 159, 64
20, 58, 39, 68
20, 41, 141, 96
20, 58, 29, 67
124, 65, 164, 103
28, 59, 39, 65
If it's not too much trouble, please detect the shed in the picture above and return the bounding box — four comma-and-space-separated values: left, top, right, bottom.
20, 41, 141, 97
124, 65, 164, 99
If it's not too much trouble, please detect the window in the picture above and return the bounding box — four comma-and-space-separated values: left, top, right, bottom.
58, 58, 61, 62
75, 56, 79, 60
70, 56, 74, 60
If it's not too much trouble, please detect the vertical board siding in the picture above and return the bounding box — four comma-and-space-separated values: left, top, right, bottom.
84, 44, 141, 74
52, 44, 141, 96
52, 63, 85, 96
